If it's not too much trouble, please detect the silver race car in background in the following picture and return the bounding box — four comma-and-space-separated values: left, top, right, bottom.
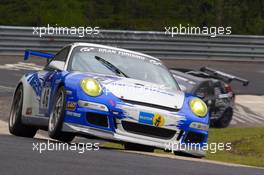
170, 67, 249, 128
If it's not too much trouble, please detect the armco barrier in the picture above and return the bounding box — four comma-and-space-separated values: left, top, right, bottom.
1, 25, 264, 61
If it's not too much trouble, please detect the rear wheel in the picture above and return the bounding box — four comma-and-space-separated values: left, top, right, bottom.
124, 143, 155, 152
48, 86, 75, 142
9, 85, 37, 137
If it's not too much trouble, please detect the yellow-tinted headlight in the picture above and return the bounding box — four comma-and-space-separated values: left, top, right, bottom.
80, 78, 102, 97
189, 98, 208, 117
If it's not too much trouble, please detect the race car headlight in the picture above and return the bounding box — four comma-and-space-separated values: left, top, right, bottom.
80, 78, 102, 97
189, 98, 208, 117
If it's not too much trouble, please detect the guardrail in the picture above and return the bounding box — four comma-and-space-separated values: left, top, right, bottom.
1, 25, 264, 61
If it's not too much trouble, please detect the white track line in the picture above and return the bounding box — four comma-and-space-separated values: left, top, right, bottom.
232, 113, 246, 123
248, 113, 264, 121
234, 106, 263, 124
232, 117, 246, 123
234, 112, 261, 124
0, 120, 9, 134
247, 113, 264, 121
0, 62, 42, 71
230, 120, 237, 125
0, 85, 14, 90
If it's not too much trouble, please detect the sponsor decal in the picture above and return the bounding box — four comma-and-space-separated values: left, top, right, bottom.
108, 99, 116, 107
66, 111, 81, 117
66, 102, 77, 111
139, 111, 165, 127
26, 107, 32, 115
139, 111, 153, 125
80, 47, 95, 52
66, 90, 73, 95
55, 79, 61, 84
41, 87, 51, 109
79, 46, 161, 65
108, 82, 174, 96
153, 113, 165, 127
27, 73, 42, 97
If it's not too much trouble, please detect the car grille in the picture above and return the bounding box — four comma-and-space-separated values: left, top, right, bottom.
86, 112, 108, 127
184, 132, 205, 144
121, 121, 176, 140
121, 99, 179, 112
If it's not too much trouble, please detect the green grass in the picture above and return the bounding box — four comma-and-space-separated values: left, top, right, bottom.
102, 127, 264, 167
206, 127, 264, 167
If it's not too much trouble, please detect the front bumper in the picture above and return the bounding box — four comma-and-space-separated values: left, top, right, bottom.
62, 99, 208, 157
62, 120, 207, 157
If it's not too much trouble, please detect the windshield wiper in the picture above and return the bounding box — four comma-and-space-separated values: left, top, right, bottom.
95, 56, 129, 78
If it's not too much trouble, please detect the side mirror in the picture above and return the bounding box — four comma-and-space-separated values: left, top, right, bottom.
48, 60, 65, 71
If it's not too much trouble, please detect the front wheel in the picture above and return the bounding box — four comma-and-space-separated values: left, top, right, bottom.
213, 108, 233, 128
9, 85, 37, 137
48, 86, 75, 142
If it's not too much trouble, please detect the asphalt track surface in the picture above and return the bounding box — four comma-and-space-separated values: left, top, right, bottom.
0, 134, 263, 175
0, 56, 263, 175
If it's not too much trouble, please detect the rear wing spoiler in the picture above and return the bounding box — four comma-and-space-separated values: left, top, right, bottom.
200, 67, 249, 86
24, 50, 54, 60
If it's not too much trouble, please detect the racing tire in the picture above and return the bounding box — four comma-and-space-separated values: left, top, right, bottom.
48, 86, 75, 143
9, 85, 38, 137
213, 108, 233, 128
124, 143, 155, 152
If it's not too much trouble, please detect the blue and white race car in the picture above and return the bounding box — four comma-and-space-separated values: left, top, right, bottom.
9, 43, 209, 157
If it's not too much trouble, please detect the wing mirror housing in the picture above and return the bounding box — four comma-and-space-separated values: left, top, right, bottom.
48, 60, 65, 71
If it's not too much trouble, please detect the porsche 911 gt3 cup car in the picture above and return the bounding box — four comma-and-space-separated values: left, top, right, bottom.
9, 43, 209, 157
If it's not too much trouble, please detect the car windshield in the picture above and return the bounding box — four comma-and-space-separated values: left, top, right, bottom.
68, 46, 179, 91
171, 73, 196, 92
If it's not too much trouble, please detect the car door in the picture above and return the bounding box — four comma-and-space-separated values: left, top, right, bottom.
39, 46, 71, 117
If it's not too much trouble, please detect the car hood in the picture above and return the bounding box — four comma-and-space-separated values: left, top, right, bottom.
66, 72, 185, 109
101, 77, 185, 109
